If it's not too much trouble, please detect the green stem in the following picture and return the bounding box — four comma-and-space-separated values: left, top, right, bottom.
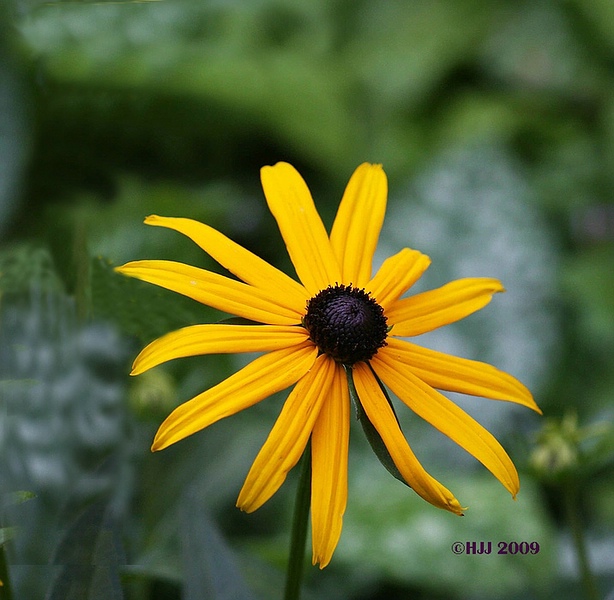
0, 542, 13, 600
564, 481, 600, 600
283, 442, 311, 600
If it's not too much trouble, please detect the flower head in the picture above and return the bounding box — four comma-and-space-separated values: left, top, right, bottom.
116, 162, 541, 568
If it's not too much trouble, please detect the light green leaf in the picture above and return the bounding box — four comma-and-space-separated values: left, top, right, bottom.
3, 491, 37, 507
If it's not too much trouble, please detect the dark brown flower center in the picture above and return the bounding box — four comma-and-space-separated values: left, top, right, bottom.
302, 284, 388, 365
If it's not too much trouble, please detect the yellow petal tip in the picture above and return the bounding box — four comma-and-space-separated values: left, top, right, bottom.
487, 279, 506, 295
357, 161, 383, 172
151, 431, 169, 452
312, 554, 332, 569
130, 356, 145, 376
235, 499, 257, 514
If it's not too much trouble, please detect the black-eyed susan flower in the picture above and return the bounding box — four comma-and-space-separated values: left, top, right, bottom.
116, 162, 541, 568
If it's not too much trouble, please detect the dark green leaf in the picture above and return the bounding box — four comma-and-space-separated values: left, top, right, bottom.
46, 502, 125, 600
343, 364, 409, 488
91, 257, 213, 343
181, 491, 257, 600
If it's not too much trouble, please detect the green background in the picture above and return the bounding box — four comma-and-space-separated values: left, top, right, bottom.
1, 1, 613, 598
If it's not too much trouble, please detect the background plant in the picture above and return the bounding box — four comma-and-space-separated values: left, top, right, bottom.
1, 1, 613, 599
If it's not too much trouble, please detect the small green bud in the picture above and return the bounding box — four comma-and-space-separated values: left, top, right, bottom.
129, 369, 177, 419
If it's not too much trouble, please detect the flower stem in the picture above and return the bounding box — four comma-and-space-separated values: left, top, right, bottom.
0, 543, 13, 600
283, 442, 311, 600
564, 481, 600, 600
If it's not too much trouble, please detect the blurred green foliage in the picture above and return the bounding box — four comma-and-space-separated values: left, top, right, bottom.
1, 0, 614, 599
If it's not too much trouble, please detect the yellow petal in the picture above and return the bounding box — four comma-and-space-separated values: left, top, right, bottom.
152, 342, 317, 450
372, 352, 520, 497
116, 260, 303, 325
131, 324, 310, 375
352, 363, 465, 514
386, 277, 505, 336
144, 215, 308, 313
260, 163, 341, 294
311, 363, 350, 568
367, 248, 431, 310
330, 163, 387, 287
236, 355, 334, 512
383, 337, 541, 413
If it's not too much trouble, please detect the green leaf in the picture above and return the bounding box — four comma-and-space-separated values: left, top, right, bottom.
91, 256, 213, 344
0, 245, 64, 294
181, 492, 257, 600
46, 502, 125, 600
2, 490, 37, 508
0, 527, 18, 546
0, 492, 36, 547
343, 364, 408, 488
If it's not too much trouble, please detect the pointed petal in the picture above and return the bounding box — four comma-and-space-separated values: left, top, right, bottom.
144, 215, 308, 312
372, 352, 520, 497
311, 364, 350, 568
131, 324, 310, 375
116, 260, 303, 325
151, 342, 317, 450
260, 163, 341, 293
386, 278, 505, 336
367, 248, 431, 310
383, 338, 541, 413
236, 355, 334, 512
352, 363, 465, 514
330, 163, 387, 287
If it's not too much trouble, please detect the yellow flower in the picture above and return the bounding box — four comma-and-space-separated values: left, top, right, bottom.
116, 162, 542, 568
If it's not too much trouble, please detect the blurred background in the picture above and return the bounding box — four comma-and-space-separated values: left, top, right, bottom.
1, 0, 613, 598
